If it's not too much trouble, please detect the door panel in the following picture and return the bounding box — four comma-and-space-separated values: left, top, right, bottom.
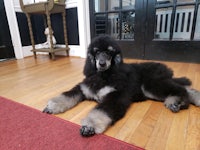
145, 0, 200, 63
90, 0, 145, 58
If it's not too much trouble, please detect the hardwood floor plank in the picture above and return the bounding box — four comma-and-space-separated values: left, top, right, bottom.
127, 101, 163, 147
185, 106, 200, 150
111, 101, 152, 141
165, 110, 189, 150
145, 109, 175, 150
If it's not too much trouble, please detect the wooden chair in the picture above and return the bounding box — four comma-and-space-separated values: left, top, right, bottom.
19, 0, 70, 59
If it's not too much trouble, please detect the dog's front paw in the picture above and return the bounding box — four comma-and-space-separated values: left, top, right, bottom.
43, 95, 69, 114
80, 109, 112, 137
80, 126, 95, 137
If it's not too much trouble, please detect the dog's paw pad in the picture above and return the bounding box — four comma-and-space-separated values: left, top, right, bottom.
80, 126, 95, 137
168, 103, 180, 113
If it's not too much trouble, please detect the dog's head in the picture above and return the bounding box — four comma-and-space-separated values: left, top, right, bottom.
84, 35, 123, 77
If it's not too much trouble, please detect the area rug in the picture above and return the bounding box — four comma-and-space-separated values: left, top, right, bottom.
0, 96, 143, 150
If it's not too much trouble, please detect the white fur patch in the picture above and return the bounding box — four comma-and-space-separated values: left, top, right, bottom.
80, 84, 116, 102
97, 86, 116, 102
80, 84, 98, 100
141, 85, 160, 100
96, 59, 111, 71
46, 94, 80, 114
81, 109, 112, 134
164, 96, 179, 108
93, 47, 99, 52
108, 46, 115, 51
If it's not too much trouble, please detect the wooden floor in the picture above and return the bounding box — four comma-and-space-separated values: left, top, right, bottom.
1, 55, 200, 150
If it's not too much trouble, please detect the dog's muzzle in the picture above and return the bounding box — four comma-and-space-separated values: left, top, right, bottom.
96, 52, 112, 72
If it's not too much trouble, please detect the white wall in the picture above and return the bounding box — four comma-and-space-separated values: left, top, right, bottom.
4, 0, 23, 59
4, 0, 90, 59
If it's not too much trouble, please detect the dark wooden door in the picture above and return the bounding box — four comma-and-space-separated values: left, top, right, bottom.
90, 0, 200, 63
145, 0, 200, 63
0, 0, 15, 60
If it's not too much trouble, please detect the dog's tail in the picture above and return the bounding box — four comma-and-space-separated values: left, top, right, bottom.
172, 77, 192, 86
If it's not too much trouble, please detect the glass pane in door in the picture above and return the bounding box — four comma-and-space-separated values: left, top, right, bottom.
156, 0, 172, 5
108, 0, 120, 11
108, 13, 120, 39
122, 0, 135, 10
177, 0, 195, 3
194, 4, 200, 40
94, 0, 106, 12
121, 11, 135, 39
155, 7, 172, 39
94, 0, 135, 40
173, 6, 194, 40
95, 14, 107, 35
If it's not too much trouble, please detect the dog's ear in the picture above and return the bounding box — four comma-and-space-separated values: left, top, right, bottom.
114, 54, 123, 65
83, 53, 97, 77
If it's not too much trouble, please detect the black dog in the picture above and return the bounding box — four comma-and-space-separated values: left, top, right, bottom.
43, 35, 200, 137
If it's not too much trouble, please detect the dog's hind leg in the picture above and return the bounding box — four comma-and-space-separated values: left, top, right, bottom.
43, 84, 85, 114
172, 78, 200, 107
186, 87, 200, 106
80, 91, 131, 137
142, 79, 190, 113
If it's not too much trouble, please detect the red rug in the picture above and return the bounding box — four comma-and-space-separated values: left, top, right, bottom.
0, 96, 143, 150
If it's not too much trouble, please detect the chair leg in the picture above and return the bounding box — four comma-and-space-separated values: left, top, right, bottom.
51, 53, 55, 60
33, 52, 37, 58
46, 10, 54, 59
26, 13, 37, 58
62, 11, 69, 56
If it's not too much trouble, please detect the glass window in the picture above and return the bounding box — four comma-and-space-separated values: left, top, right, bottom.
156, 0, 172, 5
194, 5, 200, 40
154, 7, 172, 39
94, 0, 135, 40
95, 14, 107, 35
121, 11, 135, 39
173, 6, 194, 40
122, 0, 135, 10
108, 13, 120, 39
177, 0, 195, 3
108, 0, 120, 11
95, 0, 106, 12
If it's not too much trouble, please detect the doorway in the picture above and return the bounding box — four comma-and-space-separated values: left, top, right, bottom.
89, 0, 200, 63
0, 0, 15, 60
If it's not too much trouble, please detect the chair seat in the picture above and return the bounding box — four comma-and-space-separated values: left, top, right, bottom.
21, 2, 66, 14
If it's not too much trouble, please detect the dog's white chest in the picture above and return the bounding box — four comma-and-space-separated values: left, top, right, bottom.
80, 84, 116, 103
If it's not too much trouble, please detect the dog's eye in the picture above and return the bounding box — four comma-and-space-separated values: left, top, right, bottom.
96, 51, 101, 55
107, 46, 115, 52
93, 47, 99, 52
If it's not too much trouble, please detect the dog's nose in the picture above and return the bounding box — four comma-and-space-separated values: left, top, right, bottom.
99, 60, 106, 67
